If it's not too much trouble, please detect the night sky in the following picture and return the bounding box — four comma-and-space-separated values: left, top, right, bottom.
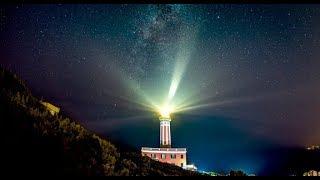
1, 4, 320, 175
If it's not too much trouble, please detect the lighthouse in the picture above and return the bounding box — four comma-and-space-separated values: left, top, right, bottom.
141, 106, 196, 169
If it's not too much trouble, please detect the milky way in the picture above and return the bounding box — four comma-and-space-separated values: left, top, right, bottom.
1, 4, 320, 174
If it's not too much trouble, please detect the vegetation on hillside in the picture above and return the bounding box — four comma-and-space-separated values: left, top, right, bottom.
0, 66, 202, 176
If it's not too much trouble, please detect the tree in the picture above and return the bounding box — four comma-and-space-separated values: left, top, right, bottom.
229, 170, 247, 176
1, 65, 204, 176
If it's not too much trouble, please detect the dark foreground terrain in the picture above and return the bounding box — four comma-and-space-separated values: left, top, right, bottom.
0, 66, 202, 176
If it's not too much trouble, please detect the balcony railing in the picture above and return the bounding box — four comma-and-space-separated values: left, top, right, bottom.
141, 147, 186, 151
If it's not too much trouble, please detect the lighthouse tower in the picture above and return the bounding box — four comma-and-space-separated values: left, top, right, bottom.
140, 104, 197, 170
141, 111, 190, 169
159, 115, 171, 148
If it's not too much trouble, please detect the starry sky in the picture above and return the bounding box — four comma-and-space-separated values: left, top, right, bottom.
1, 4, 320, 175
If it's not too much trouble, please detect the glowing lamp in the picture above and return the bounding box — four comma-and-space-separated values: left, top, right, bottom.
159, 105, 173, 118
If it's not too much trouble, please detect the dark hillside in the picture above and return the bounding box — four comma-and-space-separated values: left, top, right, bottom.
0, 66, 202, 176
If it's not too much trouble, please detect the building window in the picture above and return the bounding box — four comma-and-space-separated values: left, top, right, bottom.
171, 154, 176, 159
151, 154, 156, 159
181, 154, 184, 159
161, 154, 166, 159
181, 163, 183, 167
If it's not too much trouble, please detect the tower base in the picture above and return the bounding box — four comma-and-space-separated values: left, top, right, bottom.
141, 147, 187, 167
160, 144, 171, 148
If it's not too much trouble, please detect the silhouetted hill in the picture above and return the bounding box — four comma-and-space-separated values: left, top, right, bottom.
0, 66, 203, 176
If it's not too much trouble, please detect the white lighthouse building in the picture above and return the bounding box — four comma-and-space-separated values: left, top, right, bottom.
141, 109, 197, 171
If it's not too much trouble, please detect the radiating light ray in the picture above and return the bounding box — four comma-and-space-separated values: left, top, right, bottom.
175, 99, 246, 113
163, 88, 216, 116
101, 87, 154, 111
159, 27, 199, 114
99, 71, 156, 112
174, 90, 293, 114
101, 19, 202, 118
108, 63, 160, 111
88, 114, 152, 129
167, 46, 191, 103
